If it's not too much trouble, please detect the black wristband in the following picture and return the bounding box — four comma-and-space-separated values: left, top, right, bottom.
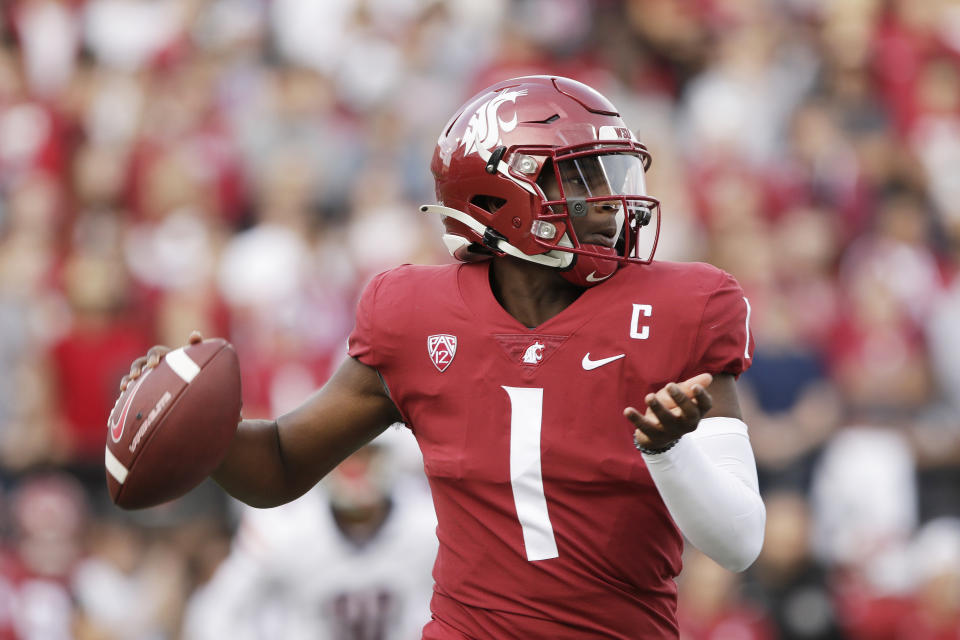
636, 438, 680, 455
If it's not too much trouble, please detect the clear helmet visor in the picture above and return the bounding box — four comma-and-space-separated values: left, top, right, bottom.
555, 153, 647, 199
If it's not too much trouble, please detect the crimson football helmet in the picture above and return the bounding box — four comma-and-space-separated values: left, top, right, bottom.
423, 75, 661, 287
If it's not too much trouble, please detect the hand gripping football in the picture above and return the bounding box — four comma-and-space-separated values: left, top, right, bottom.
105, 338, 242, 509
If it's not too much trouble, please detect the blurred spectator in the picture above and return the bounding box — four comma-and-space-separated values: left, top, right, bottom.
0, 473, 87, 639
49, 224, 152, 471
216, 148, 349, 417
10, 0, 81, 98
0, 172, 65, 474
679, 17, 816, 168
0, 46, 70, 188
744, 491, 843, 640
809, 427, 917, 590
828, 190, 940, 415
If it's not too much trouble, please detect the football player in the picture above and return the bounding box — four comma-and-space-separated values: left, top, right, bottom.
182, 435, 438, 640
123, 76, 765, 639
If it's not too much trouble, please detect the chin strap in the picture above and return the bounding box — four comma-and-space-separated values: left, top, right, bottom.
420, 204, 572, 269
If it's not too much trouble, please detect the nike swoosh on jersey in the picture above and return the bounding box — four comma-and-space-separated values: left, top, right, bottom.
585, 271, 613, 282
581, 353, 626, 370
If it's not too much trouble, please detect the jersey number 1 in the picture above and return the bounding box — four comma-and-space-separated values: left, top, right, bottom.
502, 386, 559, 561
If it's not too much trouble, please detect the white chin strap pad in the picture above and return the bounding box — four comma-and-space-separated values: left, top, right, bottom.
422, 204, 573, 269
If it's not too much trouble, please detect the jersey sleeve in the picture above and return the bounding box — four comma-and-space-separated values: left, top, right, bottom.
347, 271, 388, 370
684, 270, 754, 379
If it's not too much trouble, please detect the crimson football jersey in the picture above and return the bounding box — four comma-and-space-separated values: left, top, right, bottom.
348, 260, 754, 639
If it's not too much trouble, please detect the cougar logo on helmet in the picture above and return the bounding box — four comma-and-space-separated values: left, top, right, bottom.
460, 89, 527, 162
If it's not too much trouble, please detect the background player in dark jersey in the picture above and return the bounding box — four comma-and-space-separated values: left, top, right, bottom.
122, 76, 765, 639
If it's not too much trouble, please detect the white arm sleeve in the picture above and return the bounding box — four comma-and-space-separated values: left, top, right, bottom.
642, 416, 766, 572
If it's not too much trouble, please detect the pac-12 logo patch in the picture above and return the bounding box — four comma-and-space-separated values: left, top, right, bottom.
427, 334, 457, 372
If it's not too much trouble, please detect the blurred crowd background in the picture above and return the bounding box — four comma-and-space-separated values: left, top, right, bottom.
0, 0, 959, 638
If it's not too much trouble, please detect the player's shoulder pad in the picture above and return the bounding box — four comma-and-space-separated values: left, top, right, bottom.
373, 262, 461, 289
622, 260, 736, 297
378, 262, 460, 282
365, 263, 461, 313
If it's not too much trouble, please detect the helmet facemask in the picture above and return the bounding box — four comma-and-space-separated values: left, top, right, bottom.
514, 143, 661, 286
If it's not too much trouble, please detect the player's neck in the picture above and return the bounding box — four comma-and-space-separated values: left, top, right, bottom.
489, 257, 583, 328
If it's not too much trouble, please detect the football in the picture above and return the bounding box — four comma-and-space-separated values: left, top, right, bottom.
105, 338, 242, 509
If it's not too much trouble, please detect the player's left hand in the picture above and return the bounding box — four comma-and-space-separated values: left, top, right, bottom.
624, 373, 713, 450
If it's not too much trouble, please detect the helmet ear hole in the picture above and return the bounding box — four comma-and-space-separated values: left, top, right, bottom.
469, 195, 507, 213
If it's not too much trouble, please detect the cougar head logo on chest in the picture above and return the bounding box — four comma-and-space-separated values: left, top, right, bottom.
522, 341, 545, 364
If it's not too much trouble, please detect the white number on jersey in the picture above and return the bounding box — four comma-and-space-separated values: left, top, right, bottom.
502, 386, 559, 561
